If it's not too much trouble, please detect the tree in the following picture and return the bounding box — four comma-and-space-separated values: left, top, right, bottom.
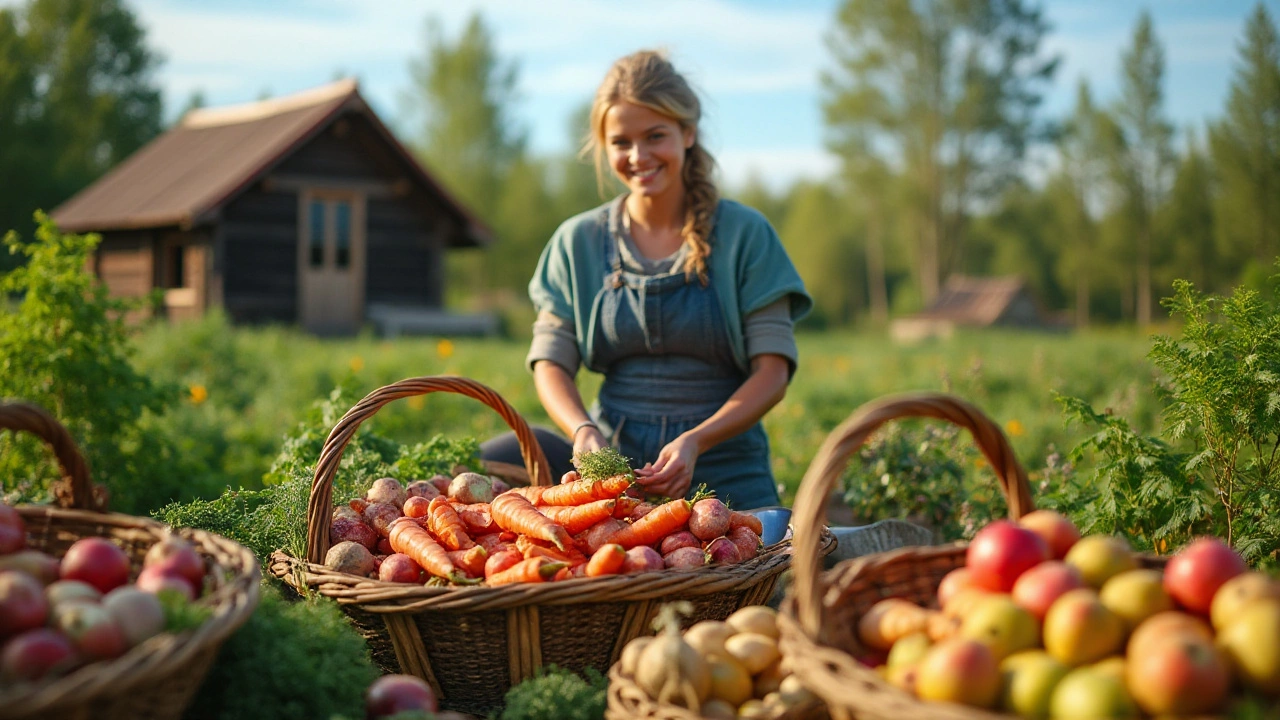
778, 181, 863, 326
822, 0, 1058, 306
1209, 2, 1280, 284
1109, 11, 1174, 326
0, 0, 162, 253
1050, 80, 1108, 327
1158, 132, 1217, 294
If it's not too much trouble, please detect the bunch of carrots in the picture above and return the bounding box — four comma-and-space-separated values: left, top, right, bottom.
326, 449, 767, 587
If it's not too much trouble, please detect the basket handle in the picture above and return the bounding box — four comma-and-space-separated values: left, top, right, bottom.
305, 376, 554, 564
0, 401, 106, 511
790, 392, 1034, 637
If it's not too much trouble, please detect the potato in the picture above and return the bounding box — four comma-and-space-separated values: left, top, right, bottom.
726, 605, 779, 639
325, 541, 376, 577
330, 516, 377, 550
688, 498, 731, 541
663, 546, 707, 570
366, 478, 408, 509
448, 473, 495, 504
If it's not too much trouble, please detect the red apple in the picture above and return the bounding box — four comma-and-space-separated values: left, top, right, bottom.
366, 674, 438, 717
54, 601, 128, 659
60, 537, 130, 593
1163, 537, 1247, 615
966, 520, 1050, 592
0, 570, 49, 637
1012, 561, 1087, 621
1126, 633, 1230, 716
0, 503, 25, 554
143, 537, 205, 590
1018, 510, 1081, 560
0, 549, 61, 585
135, 564, 197, 601
937, 567, 976, 608
0, 628, 77, 680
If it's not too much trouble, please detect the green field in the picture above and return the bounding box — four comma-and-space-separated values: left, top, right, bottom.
132, 314, 1162, 505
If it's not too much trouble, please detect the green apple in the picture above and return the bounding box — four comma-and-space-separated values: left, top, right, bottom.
1000, 650, 1068, 718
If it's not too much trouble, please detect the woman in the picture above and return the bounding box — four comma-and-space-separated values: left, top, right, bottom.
488, 50, 810, 509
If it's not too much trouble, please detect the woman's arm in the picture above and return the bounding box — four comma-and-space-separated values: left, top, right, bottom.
532, 360, 607, 456
635, 353, 790, 498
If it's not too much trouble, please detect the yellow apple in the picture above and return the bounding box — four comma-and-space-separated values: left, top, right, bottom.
1210, 571, 1280, 632
1042, 589, 1125, 666
1063, 535, 1138, 589
961, 594, 1040, 661
1099, 569, 1173, 632
914, 638, 1001, 708
1049, 668, 1138, 719
999, 650, 1068, 718
886, 631, 932, 670
1216, 598, 1280, 695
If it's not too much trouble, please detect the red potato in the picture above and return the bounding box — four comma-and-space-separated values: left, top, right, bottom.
660, 531, 701, 556
376, 538, 394, 555
728, 511, 764, 536
727, 526, 762, 561
449, 473, 495, 505
379, 554, 424, 584
428, 474, 453, 495
366, 674, 438, 717
491, 477, 511, 495
325, 541, 377, 577
403, 496, 432, 519
663, 546, 707, 570
485, 549, 523, 579
688, 498, 731, 541
629, 502, 657, 522
363, 502, 403, 537
622, 546, 665, 574
576, 517, 630, 555
348, 497, 370, 515
0, 550, 61, 585
366, 478, 408, 509
333, 505, 361, 523
405, 480, 442, 501
704, 537, 741, 564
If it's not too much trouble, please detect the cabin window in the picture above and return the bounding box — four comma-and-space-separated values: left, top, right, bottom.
309, 200, 325, 267
165, 244, 186, 288
334, 201, 351, 269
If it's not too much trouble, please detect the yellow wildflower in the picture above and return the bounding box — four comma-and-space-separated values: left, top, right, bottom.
349, 356, 365, 372
407, 396, 425, 411
189, 384, 208, 405
437, 339, 455, 359
1005, 419, 1025, 437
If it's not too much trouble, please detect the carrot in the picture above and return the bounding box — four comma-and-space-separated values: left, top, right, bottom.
475, 533, 513, 554
538, 476, 632, 506
447, 545, 489, 579
490, 492, 572, 551
388, 517, 456, 580
516, 535, 587, 566
608, 499, 693, 549
612, 496, 642, 519
505, 486, 546, 504
729, 511, 764, 536
426, 497, 475, 551
485, 548, 523, 579
552, 566, 572, 581
586, 543, 627, 577
537, 499, 617, 535
487, 557, 565, 586
403, 495, 432, 519
453, 502, 498, 535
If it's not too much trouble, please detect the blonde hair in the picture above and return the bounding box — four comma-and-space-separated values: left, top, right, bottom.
586, 50, 718, 284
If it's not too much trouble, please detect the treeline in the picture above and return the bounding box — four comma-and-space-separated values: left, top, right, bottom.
1, 1, 1277, 327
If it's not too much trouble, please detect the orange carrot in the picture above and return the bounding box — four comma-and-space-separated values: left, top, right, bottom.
426, 497, 475, 551
487, 557, 564, 586
505, 486, 546, 504
552, 566, 572, 581
608, 499, 693, 549
516, 535, 587, 566
388, 517, 456, 580
586, 543, 627, 577
485, 548, 523, 579
537, 499, 618, 535
729, 511, 764, 536
490, 492, 572, 551
453, 502, 498, 535
447, 545, 489, 579
403, 495, 432, 519
475, 533, 513, 554
539, 476, 632, 506
612, 496, 642, 519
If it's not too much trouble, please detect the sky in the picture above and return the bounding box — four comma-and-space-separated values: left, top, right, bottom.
49, 0, 1280, 191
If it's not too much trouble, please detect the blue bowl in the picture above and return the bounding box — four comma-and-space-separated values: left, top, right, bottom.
740, 505, 792, 546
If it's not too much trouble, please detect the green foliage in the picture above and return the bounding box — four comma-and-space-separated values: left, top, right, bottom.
159, 588, 213, 633
494, 665, 607, 720
0, 215, 207, 514
838, 420, 1003, 541
572, 446, 633, 482
184, 581, 378, 720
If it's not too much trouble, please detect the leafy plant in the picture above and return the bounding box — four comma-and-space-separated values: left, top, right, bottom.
572, 446, 634, 481
493, 665, 607, 720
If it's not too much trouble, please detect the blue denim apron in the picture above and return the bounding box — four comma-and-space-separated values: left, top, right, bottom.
583, 201, 780, 509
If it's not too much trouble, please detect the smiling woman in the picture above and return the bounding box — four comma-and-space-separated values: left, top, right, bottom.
481, 50, 812, 510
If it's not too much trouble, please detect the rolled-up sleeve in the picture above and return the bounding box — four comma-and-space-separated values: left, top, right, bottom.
526, 310, 581, 375
744, 298, 798, 378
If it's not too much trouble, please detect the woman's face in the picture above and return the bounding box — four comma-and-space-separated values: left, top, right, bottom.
603, 101, 694, 202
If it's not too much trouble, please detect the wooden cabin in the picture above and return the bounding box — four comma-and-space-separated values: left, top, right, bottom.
890, 275, 1060, 342
51, 79, 490, 335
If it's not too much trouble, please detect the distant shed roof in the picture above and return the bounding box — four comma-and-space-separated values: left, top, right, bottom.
52, 79, 489, 246
915, 275, 1039, 325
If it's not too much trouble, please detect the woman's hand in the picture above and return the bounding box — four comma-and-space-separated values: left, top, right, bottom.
573, 427, 607, 457
634, 433, 700, 500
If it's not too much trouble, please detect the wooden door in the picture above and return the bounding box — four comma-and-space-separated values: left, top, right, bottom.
298, 191, 366, 334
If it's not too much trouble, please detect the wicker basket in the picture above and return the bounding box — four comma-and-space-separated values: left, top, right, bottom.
774, 393, 1064, 720
268, 375, 830, 716
0, 402, 261, 720
606, 664, 830, 720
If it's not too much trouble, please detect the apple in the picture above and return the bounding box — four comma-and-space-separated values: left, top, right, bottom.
0, 628, 77, 681
1126, 611, 1214, 658
966, 520, 1050, 592
1090, 656, 1126, 683
102, 586, 167, 646
135, 564, 197, 601
60, 537, 130, 593
0, 549, 60, 585
0, 570, 49, 637
960, 594, 1040, 661
366, 674, 438, 717
937, 567, 975, 608
1216, 598, 1280, 695
1063, 534, 1137, 588
1099, 569, 1173, 631
45, 579, 103, 607
1018, 509, 1081, 559
1126, 633, 1229, 716
1211, 571, 1280, 632
1011, 560, 1086, 621
1163, 537, 1247, 615
0, 503, 25, 554
885, 663, 919, 694
886, 632, 931, 670
914, 638, 1001, 708
1049, 667, 1137, 719
54, 601, 128, 660
143, 537, 205, 590
1042, 588, 1125, 666
999, 650, 1068, 718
